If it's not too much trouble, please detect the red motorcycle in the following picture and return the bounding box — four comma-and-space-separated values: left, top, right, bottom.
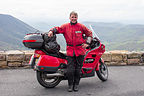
22, 29, 108, 88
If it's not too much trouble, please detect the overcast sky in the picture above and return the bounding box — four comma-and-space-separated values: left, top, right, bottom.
0, 0, 144, 24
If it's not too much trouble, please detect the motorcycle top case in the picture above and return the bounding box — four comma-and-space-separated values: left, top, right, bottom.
23, 33, 44, 49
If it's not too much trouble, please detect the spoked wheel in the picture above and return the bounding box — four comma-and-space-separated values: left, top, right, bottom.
36, 71, 62, 88
96, 58, 108, 81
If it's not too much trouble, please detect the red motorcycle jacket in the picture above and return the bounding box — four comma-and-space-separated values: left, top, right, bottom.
50, 23, 92, 56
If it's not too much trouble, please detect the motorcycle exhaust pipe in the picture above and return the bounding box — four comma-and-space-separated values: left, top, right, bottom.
46, 73, 64, 78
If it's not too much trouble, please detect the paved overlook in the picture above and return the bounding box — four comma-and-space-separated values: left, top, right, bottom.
0, 66, 144, 96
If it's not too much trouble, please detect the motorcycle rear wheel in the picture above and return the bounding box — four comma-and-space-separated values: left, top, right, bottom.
36, 71, 62, 88
96, 59, 108, 81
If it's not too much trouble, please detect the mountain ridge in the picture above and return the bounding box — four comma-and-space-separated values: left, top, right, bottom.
0, 14, 144, 51
0, 14, 37, 50
83, 22, 144, 51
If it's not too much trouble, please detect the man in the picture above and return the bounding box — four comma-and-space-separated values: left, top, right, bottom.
48, 11, 92, 92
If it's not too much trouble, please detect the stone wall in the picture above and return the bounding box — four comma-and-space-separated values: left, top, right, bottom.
0, 50, 144, 68
102, 50, 144, 66
0, 50, 34, 68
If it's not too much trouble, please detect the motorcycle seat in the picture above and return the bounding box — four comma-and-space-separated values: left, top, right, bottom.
58, 51, 67, 59
41, 49, 67, 59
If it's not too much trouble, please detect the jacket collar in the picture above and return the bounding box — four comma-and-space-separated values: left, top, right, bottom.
70, 21, 77, 25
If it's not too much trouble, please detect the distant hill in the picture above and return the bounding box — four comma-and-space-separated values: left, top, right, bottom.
0, 14, 144, 51
0, 14, 37, 50
32, 21, 144, 51
83, 22, 144, 51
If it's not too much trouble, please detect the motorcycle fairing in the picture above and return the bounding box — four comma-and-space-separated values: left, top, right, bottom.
82, 42, 105, 73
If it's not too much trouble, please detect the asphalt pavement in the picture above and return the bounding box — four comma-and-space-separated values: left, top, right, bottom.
0, 66, 144, 96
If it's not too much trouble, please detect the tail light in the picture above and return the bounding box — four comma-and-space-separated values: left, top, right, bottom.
22, 40, 37, 42
34, 50, 45, 58
34, 53, 41, 58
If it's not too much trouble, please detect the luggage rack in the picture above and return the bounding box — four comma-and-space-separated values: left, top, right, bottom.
26, 30, 42, 35
26, 32, 41, 35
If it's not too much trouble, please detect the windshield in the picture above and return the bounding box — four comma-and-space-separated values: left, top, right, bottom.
89, 25, 100, 41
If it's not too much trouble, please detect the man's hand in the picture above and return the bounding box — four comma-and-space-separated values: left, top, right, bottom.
48, 31, 53, 37
82, 43, 89, 49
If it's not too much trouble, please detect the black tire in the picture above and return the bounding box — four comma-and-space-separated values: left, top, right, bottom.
96, 58, 108, 81
36, 71, 62, 88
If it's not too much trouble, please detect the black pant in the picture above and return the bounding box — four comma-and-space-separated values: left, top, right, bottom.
66, 55, 84, 86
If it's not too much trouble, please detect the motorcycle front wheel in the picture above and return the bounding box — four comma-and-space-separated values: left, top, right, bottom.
96, 58, 108, 81
36, 71, 62, 88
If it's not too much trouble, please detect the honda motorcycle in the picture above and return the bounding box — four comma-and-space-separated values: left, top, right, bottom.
22, 27, 108, 88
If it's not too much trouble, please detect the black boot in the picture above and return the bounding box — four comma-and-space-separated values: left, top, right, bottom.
68, 85, 73, 92
73, 85, 79, 92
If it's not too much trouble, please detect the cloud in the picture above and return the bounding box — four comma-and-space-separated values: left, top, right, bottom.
0, 0, 144, 24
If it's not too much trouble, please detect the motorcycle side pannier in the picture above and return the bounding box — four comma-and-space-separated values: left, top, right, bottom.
23, 33, 44, 49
